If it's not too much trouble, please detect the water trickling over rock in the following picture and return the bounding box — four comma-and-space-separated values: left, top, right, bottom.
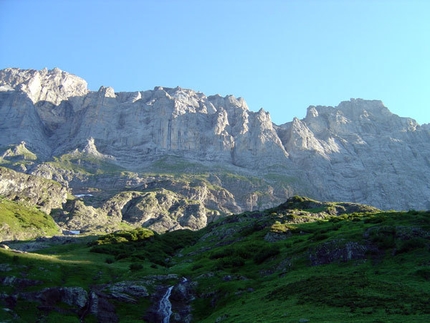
158, 286, 173, 323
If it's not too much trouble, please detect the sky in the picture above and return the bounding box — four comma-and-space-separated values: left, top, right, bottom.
0, 0, 429, 125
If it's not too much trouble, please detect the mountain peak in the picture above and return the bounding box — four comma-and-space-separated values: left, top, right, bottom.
0, 67, 88, 105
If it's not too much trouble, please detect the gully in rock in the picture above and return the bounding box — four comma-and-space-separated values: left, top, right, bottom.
158, 286, 174, 323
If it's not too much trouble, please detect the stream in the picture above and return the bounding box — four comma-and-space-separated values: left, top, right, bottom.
158, 286, 174, 323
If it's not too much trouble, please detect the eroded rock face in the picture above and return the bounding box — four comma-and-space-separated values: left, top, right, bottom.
0, 67, 88, 105
309, 240, 368, 266
277, 99, 430, 210
0, 274, 195, 323
1, 68, 430, 213
0, 166, 67, 214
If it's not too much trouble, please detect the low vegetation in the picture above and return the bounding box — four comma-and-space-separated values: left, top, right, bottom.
0, 196, 429, 322
0, 197, 60, 241
49, 152, 125, 175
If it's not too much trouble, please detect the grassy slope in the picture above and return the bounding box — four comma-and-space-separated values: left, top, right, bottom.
0, 197, 60, 241
1, 197, 429, 322
185, 207, 430, 322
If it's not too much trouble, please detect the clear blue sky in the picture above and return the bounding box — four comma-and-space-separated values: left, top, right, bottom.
1, 0, 429, 125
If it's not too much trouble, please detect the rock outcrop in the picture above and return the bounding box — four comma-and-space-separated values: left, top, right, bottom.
0, 272, 194, 323
0, 166, 67, 214
277, 100, 430, 209
1, 67, 429, 224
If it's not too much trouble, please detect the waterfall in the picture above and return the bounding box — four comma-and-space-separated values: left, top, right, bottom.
158, 286, 174, 323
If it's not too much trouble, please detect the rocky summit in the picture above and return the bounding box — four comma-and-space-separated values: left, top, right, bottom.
0, 67, 429, 233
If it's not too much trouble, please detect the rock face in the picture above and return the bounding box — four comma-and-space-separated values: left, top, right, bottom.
0, 68, 288, 169
277, 100, 430, 209
1, 67, 430, 224
0, 270, 194, 323
0, 166, 67, 214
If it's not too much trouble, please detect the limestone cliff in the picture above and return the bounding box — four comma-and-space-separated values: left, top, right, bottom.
0, 67, 429, 229
277, 99, 430, 209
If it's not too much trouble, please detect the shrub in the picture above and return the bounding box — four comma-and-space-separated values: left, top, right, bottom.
415, 268, 430, 281
312, 232, 329, 241
271, 221, 287, 233
88, 227, 155, 246
241, 221, 265, 236
235, 245, 257, 260
191, 263, 204, 271
215, 256, 245, 270
397, 238, 427, 253
105, 257, 115, 264
253, 245, 280, 264
91, 245, 117, 255
369, 226, 396, 249
113, 236, 129, 244
364, 216, 385, 224
210, 248, 235, 260
129, 263, 143, 271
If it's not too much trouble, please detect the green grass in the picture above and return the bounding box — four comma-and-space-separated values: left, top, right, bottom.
48, 151, 125, 175
1, 197, 430, 322
0, 197, 60, 240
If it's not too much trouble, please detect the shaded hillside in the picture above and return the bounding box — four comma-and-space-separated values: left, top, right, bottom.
1, 197, 429, 322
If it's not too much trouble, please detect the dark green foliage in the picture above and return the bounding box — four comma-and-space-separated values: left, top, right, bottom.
208, 242, 266, 271
105, 257, 115, 264
215, 256, 245, 270
209, 247, 235, 260
368, 226, 397, 249
240, 221, 265, 236
253, 245, 280, 264
89, 227, 155, 246
397, 237, 427, 253
366, 224, 430, 253
312, 232, 330, 241
89, 228, 199, 267
157, 229, 200, 255
364, 214, 387, 224
129, 263, 143, 271
415, 268, 430, 281
266, 273, 430, 314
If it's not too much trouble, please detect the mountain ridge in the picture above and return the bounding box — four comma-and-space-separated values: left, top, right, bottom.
1, 67, 429, 227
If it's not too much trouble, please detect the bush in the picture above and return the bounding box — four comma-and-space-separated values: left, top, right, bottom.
210, 248, 235, 260
364, 216, 385, 224
397, 238, 427, 253
240, 221, 265, 236
105, 257, 115, 264
88, 227, 155, 246
90, 228, 197, 264
191, 263, 204, 271
415, 268, 430, 281
369, 226, 396, 249
129, 263, 143, 271
215, 256, 245, 270
253, 245, 280, 264
312, 232, 329, 241
91, 245, 118, 255
235, 245, 257, 260
159, 229, 199, 252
